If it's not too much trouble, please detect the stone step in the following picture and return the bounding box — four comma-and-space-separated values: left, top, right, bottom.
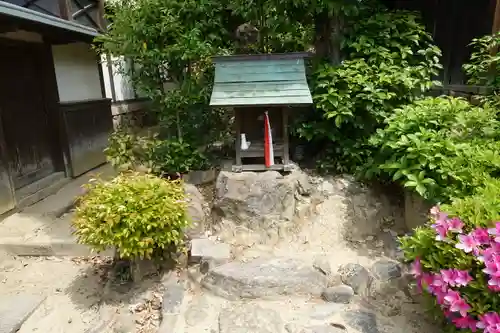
0, 237, 114, 257
201, 257, 329, 300
0, 294, 45, 333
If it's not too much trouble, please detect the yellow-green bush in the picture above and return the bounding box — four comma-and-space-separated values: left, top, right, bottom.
73, 173, 189, 259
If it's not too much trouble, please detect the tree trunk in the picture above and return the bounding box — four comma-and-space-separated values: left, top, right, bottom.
313, 10, 343, 65
314, 11, 330, 62
330, 15, 343, 65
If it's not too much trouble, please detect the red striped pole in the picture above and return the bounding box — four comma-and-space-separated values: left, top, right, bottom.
264, 111, 274, 167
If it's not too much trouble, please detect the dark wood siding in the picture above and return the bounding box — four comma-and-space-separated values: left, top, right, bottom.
0, 39, 58, 189
383, 0, 495, 86
60, 98, 112, 177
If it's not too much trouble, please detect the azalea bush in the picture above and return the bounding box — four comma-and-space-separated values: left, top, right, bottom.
73, 173, 189, 259
366, 96, 500, 203
401, 180, 500, 332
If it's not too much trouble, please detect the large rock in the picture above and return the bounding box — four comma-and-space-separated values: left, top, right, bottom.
321, 285, 354, 304
341, 310, 380, 333
213, 171, 296, 231
404, 190, 432, 230
338, 263, 372, 295
201, 257, 328, 299
184, 183, 207, 238
371, 260, 402, 281
286, 324, 347, 333
190, 238, 231, 263
190, 238, 231, 273
219, 304, 283, 333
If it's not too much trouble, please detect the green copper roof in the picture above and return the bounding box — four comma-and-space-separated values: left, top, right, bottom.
210, 53, 313, 107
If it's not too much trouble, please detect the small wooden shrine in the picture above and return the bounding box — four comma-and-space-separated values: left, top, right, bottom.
209, 52, 313, 172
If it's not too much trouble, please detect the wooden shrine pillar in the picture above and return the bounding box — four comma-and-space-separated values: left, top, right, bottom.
282, 107, 290, 167
234, 110, 242, 172
493, 0, 500, 34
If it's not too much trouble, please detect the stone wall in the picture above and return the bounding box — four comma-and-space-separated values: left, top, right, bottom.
403, 190, 432, 230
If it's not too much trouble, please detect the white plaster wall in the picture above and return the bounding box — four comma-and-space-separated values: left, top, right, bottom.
101, 56, 176, 103
101, 55, 136, 101
52, 43, 103, 102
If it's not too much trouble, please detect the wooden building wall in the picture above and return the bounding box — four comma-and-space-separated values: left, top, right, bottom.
383, 0, 496, 87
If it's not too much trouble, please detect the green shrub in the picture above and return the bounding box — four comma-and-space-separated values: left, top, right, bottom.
72, 173, 189, 259
367, 96, 500, 203
401, 178, 500, 332
297, 9, 441, 173
104, 129, 160, 171
105, 129, 211, 175
441, 178, 500, 229
463, 32, 500, 89
151, 139, 210, 175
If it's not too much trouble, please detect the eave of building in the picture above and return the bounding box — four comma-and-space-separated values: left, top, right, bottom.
0, 1, 99, 38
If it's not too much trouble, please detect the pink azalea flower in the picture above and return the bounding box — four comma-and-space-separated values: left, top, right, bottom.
448, 217, 464, 233
455, 270, 473, 287
477, 312, 500, 333
434, 289, 448, 305
430, 206, 440, 218
488, 284, 500, 292
440, 269, 472, 287
433, 224, 449, 241
478, 246, 497, 262
473, 227, 492, 245
491, 241, 500, 252
444, 290, 471, 317
488, 276, 500, 287
488, 222, 500, 243
444, 290, 462, 304
431, 212, 453, 241
456, 233, 480, 253
440, 269, 457, 285
421, 273, 435, 293
411, 257, 423, 277
453, 316, 478, 332
483, 258, 500, 277
430, 273, 448, 293
436, 211, 449, 224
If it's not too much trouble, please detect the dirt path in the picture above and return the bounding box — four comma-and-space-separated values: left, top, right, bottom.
0, 172, 441, 333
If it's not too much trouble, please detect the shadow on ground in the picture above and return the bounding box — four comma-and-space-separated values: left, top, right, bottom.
66, 257, 175, 309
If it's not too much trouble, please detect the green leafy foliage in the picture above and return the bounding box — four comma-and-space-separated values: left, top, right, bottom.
105, 129, 160, 171
98, 0, 233, 151
105, 129, 210, 175
73, 173, 189, 259
463, 32, 500, 88
441, 179, 500, 229
368, 97, 500, 203
297, 9, 441, 173
462, 32, 500, 109
151, 139, 210, 175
